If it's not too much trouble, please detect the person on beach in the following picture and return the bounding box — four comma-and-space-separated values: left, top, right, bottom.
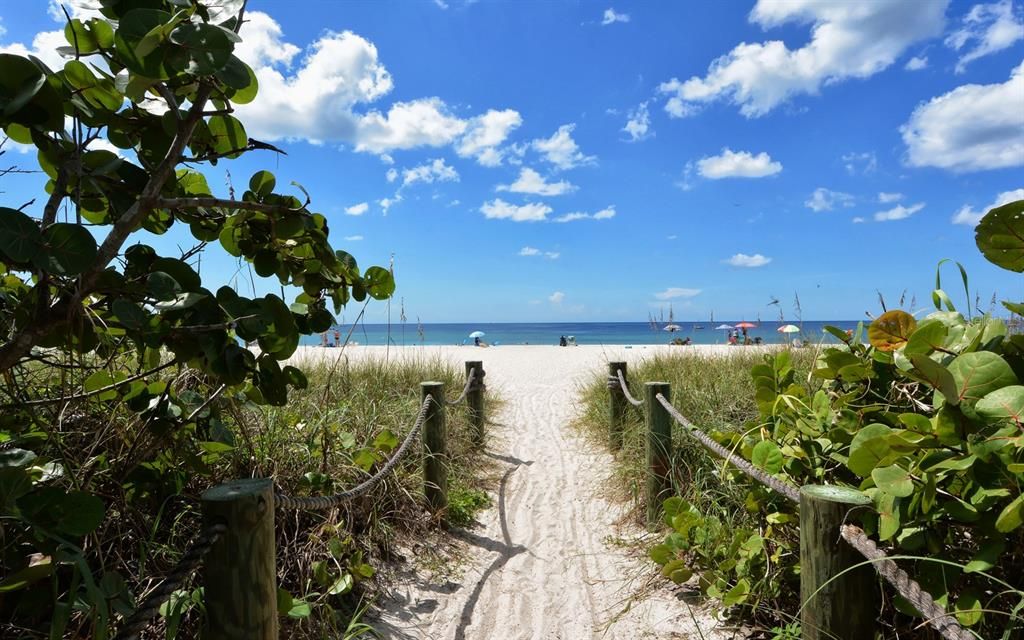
333, 328, 341, 347
320, 331, 328, 347
559, 335, 567, 347
474, 336, 481, 347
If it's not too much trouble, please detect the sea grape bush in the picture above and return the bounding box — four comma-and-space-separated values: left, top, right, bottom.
651, 200, 1024, 637
0, 1, 392, 636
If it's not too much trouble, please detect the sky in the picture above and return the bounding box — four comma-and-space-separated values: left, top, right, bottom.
1, 0, 1023, 323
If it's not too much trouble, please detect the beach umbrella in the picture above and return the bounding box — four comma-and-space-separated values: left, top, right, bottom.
714, 324, 734, 330
469, 330, 485, 338
735, 321, 757, 329
663, 324, 682, 332
778, 324, 800, 334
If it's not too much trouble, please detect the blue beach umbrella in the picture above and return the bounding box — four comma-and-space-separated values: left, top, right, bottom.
469, 331, 485, 338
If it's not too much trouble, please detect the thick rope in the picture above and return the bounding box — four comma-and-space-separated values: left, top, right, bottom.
655, 393, 801, 503
274, 395, 433, 510
112, 522, 227, 640
446, 368, 479, 405
840, 525, 973, 640
610, 368, 645, 407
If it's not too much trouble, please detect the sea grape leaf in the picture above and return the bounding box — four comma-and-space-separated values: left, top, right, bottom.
947, 351, 1017, 417
975, 199, 1024, 272
847, 423, 893, 476
0, 207, 43, 263
872, 465, 914, 498
975, 385, 1024, 425
868, 310, 917, 352
909, 354, 959, 405
750, 441, 783, 474
995, 493, 1024, 533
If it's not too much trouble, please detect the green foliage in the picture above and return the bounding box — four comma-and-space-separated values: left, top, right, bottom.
447, 485, 492, 527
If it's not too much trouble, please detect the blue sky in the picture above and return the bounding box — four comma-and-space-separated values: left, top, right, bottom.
1, 0, 1023, 323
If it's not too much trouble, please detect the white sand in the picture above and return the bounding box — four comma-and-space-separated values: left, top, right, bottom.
290, 345, 747, 639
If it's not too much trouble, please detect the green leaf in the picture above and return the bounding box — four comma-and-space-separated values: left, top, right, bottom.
964, 538, 1004, 574
287, 599, 312, 619
249, 170, 276, 197
18, 487, 105, 536
65, 19, 99, 53
373, 429, 399, 452
904, 320, 948, 355
954, 588, 983, 626
975, 385, 1024, 424
871, 465, 914, 498
660, 559, 693, 584
649, 544, 673, 566
847, 423, 893, 476
40, 223, 98, 275
947, 351, 1018, 416
909, 354, 959, 405
363, 266, 395, 300
877, 493, 901, 540
975, 198, 1024, 272
750, 440, 783, 474
868, 310, 917, 352
0, 207, 43, 263
0, 557, 53, 593
208, 114, 247, 158
0, 54, 64, 130
327, 573, 353, 596
0, 448, 37, 469
168, 23, 234, 75
995, 493, 1024, 533
722, 579, 750, 606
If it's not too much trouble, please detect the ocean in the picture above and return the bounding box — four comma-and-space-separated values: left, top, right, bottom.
302, 321, 863, 347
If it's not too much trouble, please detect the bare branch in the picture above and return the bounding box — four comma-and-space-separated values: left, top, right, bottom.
155, 196, 304, 216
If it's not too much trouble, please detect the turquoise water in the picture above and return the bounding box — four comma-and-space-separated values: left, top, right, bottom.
303, 321, 862, 346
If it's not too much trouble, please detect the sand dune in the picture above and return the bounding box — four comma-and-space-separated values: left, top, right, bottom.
291, 345, 744, 639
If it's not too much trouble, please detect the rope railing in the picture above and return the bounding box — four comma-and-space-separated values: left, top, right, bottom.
614, 374, 972, 640
446, 367, 479, 405
274, 394, 434, 511
654, 392, 801, 503
841, 525, 974, 640
113, 522, 228, 640
609, 368, 645, 407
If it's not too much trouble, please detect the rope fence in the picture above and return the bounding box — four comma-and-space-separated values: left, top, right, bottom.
111, 361, 486, 640
607, 362, 973, 640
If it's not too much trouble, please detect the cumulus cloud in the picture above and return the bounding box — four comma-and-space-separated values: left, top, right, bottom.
696, 148, 782, 179
379, 194, 402, 214
519, 246, 540, 256
879, 192, 904, 203
455, 109, 523, 166
623, 102, 653, 141
554, 206, 616, 222
545, 251, 560, 259
519, 246, 560, 259
532, 124, 596, 170
842, 151, 878, 175
400, 158, 459, 188
602, 8, 630, 25
655, 287, 702, 300
852, 216, 866, 223
805, 187, 854, 212
874, 202, 926, 221
952, 188, 1024, 225
480, 199, 552, 222
549, 291, 565, 304
497, 168, 576, 196
726, 253, 772, 267
386, 168, 398, 183
901, 61, 1024, 172
945, 0, 1024, 73
344, 235, 364, 241
905, 55, 929, 70
345, 202, 369, 216
657, 0, 946, 118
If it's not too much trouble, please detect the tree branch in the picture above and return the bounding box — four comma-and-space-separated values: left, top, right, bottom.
155, 196, 303, 216
0, 359, 178, 409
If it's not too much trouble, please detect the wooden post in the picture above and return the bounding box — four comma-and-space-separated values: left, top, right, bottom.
465, 361, 485, 447
645, 381, 672, 526
201, 478, 277, 640
800, 485, 877, 640
421, 381, 447, 514
608, 362, 627, 451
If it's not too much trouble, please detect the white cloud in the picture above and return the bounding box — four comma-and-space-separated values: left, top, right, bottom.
879, 192, 904, 203
549, 291, 566, 304
902, 60, 1024, 172
622, 102, 653, 142
852, 216, 866, 223
434, 0, 449, 8
655, 287, 702, 300
532, 124, 596, 170
667, 234, 678, 240
726, 253, 772, 267
602, 8, 630, 25
345, 202, 369, 216
386, 168, 398, 183
657, 0, 946, 118
545, 251, 560, 260
554, 206, 616, 222
344, 235, 364, 241
497, 168, 576, 196
952, 188, 1024, 225
480, 198, 552, 222
455, 109, 522, 166
696, 148, 782, 179
874, 202, 925, 221
226, 14, 517, 157
0, 28, 73, 73
519, 246, 540, 256
805, 187, 854, 212
401, 158, 459, 188
905, 55, 929, 70
842, 151, 878, 175
379, 194, 402, 214
945, 1, 1024, 73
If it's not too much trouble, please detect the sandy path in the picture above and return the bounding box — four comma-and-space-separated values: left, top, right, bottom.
292, 345, 738, 639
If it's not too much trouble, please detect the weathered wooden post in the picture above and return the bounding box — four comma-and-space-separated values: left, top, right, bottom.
421, 381, 447, 514
465, 361, 485, 447
608, 362, 627, 451
201, 478, 277, 640
800, 485, 877, 640
645, 381, 672, 526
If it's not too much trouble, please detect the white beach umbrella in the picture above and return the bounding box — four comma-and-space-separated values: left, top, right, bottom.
469, 330, 485, 338
663, 324, 682, 332
714, 324, 734, 330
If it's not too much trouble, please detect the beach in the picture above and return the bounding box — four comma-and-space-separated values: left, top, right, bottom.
289, 345, 749, 639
